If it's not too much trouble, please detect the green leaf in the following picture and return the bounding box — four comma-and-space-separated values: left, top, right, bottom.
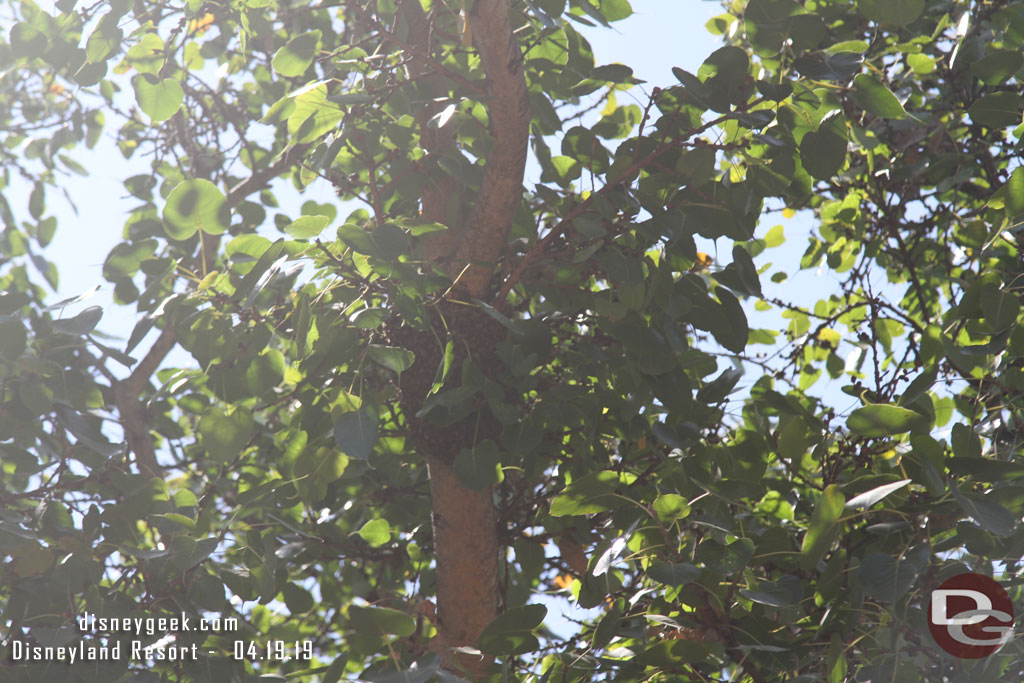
646, 561, 701, 586
246, 348, 284, 394
826, 40, 869, 54
337, 224, 380, 256
454, 439, 503, 490
906, 53, 935, 75
11, 542, 54, 578
800, 485, 845, 570
897, 366, 937, 407
132, 74, 184, 123
322, 657, 348, 683
234, 239, 285, 301
952, 487, 1016, 536
731, 244, 762, 295
712, 288, 749, 354
970, 50, 1024, 86
739, 577, 802, 607
979, 287, 1019, 331
349, 605, 415, 637
598, 0, 632, 22
85, 22, 122, 63
546, 155, 582, 185
696, 367, 743, 404
827, 634, 847, 683
764, 224, 785, 247
371, 223, 409, 259
162, 179, 230, 240
950, 426, 981, 464
857, 0, 923, 25
153, 512, 195, 529
1005, 166, 1024, 217
430, 334, 455, 394
352, 308, 389, 329
10, 23, 47, 59
283, 583, 315, 614
357, 519, 391, 547
333, 407, 379, 460
288, 82, 343, 143
51, 306, 103, 335
284, 215, 330, 239
199, 407, 255, 462
478, 604, 546, 655
742, 0, 798, 54
698, 46, 751, 112
272, 30, 321, 77
652, 493, 690, 522
799, 112, 847, 180
968, 92, 1024, 128
550, 471, 621, 516
847, 404, 928, 437
858, 545, 928, 602
851, 74, 905, 119
366, 345, 415, 374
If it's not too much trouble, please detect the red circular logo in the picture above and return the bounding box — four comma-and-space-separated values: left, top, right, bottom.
928, 572, 1014, 658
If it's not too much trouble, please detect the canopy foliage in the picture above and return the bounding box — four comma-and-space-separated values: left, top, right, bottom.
2, 0, 1024, 681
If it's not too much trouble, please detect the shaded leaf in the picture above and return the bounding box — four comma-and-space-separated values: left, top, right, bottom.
478, 604, 546, 655
51, 306, 103, 335
858, 545, 928, 602
333, 407, 379, 460
969, 92, 1024, 128
647, 561, 701, 587
550, 471, 621, 516
800, 485, 845, 570
349, 605, 415, 637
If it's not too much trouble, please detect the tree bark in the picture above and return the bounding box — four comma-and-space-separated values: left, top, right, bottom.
394, 0, 529, 676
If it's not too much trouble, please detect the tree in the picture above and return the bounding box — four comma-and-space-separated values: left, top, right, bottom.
2, 0, 1024, 680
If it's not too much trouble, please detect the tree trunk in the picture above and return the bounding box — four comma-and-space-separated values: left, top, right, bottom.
396, 0, 529, 676
427, 458, 499, 676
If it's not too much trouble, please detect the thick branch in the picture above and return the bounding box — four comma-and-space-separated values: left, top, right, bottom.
448, 0, 531, 298
391, 0, 530, 676
114, 327, 176, 475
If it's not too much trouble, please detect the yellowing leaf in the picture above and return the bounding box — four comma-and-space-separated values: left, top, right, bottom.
817, 328, 841, 347
782, 207, 796, 219
691, 252, 713, 272
601, 91, 617, 117
188, 13, 215, 35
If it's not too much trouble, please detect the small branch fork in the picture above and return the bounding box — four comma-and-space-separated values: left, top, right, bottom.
114, 147, 305, 475
494, 101, 762, 310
